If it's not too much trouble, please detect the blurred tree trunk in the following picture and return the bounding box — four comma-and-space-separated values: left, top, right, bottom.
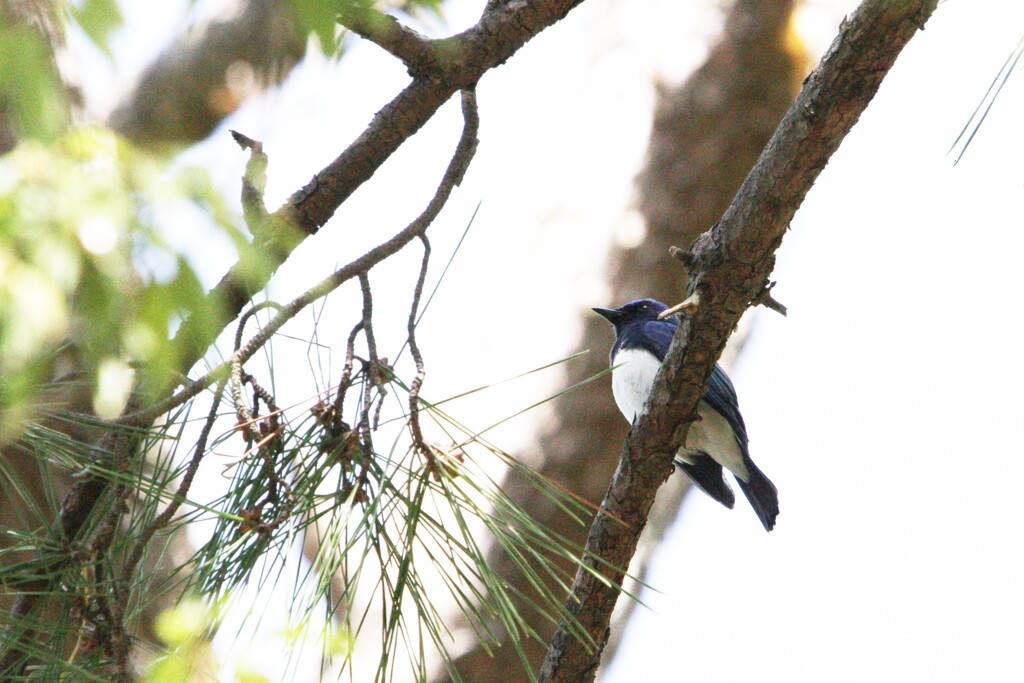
110, 0, 306, 149
442, 0, 803, 680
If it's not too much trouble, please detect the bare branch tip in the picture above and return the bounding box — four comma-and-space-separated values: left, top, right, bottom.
230, 129, 261, 153
668, 245, 695, 267
763, 296, 788, 317
752, 281, 788, 317
659, 292, 701, 319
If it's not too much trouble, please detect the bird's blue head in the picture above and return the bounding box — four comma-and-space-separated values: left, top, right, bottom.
592, 299, 668, 329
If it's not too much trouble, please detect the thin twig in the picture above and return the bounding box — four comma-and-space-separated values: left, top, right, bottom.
231, 86, 479, 388
333, 320, 365, 421
126, 87, 482, 433
337, 3, 437, 75
231, 130, 270, 239
231, 302, 282, 442
244, 373, 284, 507
231, 362, 257, 442
358, 274, 380, 365
169, 0, 586, 375
122, 380, 227, 580
406, 235, 434, 474
105, 561, 131, 681
87, 482, 131, 678
234, 301, 282, 352
117, 368, 226, 427
358, 274, 388, 429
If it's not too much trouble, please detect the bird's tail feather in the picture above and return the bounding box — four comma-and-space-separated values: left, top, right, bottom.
736, 458, 779, 532
676, 456, 735, 509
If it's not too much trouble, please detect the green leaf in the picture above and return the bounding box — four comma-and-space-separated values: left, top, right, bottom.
0, 24, 69, 142
70, 0, 125, 57
290, 0, 343, 55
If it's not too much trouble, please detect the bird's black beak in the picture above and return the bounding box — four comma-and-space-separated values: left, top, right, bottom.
592, 307, 621, 324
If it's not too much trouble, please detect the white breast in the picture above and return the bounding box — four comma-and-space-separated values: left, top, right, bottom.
610, 348, 662, 424
612, 348, 749, 481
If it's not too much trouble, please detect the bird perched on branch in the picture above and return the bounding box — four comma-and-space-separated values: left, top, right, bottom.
593, 299, 779, 531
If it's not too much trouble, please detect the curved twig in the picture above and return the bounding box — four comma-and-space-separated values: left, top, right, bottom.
406, 235, 433, 473
169, 0, 585, 376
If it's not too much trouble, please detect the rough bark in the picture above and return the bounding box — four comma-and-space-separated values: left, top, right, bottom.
604, 0, 802, 660
538, 0, 939, 681
442, 1, 801, 680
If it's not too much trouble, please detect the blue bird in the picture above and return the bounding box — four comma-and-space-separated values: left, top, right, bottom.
593, 299, 779, 531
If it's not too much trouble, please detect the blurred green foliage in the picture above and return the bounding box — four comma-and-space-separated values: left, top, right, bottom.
145, 597, 222, 683
0, 17, 69, 144
0, 126, 243, 438
292, 0, 348, 55
70, 0, 125, 57
291, 0, 446, 56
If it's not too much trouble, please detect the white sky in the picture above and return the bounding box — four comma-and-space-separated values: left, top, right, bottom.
73, 0, 1024, 680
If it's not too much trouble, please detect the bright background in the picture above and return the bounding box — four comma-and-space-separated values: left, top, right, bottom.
70, 0, 1024, 680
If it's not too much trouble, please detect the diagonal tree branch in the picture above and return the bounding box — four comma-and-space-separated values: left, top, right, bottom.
445, 1, 803, 678
538, 0, 939, 680
170, 0, 588, 385
1, 1, 586, 673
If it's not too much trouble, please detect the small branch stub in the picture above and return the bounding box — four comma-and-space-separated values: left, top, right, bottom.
231, 130, 270, 237
752, 280, 788, 317
668, 245, 696, 269
658, 291, 701, 319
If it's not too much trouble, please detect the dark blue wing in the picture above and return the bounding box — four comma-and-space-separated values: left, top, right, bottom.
615, 318, 749, 450
611, 318, 676, 362
703, 364, 749, 449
